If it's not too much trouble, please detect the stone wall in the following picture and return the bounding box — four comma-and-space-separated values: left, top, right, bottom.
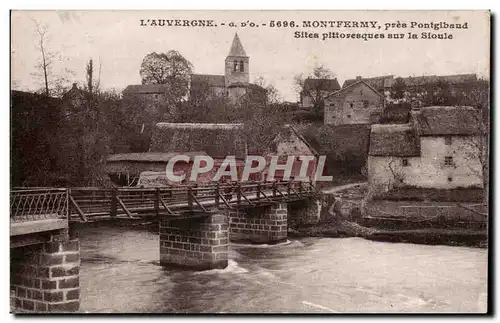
288, 199, 321, 226
10, 239, 80, 313
228, 203, 287, 243
159, 212, 229, 270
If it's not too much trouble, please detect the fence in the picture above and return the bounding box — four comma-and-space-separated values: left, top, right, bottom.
12, 181, 316, 223
10, 188, 68, 223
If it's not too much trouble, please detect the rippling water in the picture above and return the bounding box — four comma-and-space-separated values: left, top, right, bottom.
78, 224, 488, 313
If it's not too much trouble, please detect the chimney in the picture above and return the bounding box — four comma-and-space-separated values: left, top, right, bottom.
356, 76, 362, 80
72, 83, 77, 89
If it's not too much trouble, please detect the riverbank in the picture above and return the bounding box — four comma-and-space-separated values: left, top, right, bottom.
288, 218, 488, 248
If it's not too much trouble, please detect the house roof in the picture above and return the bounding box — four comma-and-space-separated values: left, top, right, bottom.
107, 152, 208, 163
330, 80, 384, 99
271, 124, 319, 156
346, 73, 478, 90
150, 123, 247, 158
303, 78, 341, 93
123, 84, 171, 94
191, 74, 226, 87
343, 75, 394, 90
412, 106, 482, 136
228, 33, 247, 57
369, 123, 421, 157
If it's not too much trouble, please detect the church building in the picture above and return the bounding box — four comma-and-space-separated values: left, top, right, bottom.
190, 33, 262, 103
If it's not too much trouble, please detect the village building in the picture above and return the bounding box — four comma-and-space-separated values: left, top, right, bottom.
324, 80, 385, 125
61, 83, 92, 117
342, 74, 478, 100
368, 106, 483, 191
298, 78, 341, 110
123, 33, 263, 106
104, 122, 320, 186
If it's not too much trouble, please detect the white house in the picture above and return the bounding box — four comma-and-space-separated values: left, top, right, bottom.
368, 106, 484, 190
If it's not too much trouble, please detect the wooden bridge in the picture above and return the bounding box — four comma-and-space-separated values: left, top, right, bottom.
10, 181, 316, 226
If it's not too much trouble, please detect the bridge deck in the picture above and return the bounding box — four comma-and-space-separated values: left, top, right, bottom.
10, 181, 316, 226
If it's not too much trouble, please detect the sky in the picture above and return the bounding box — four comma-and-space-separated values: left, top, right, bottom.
11, 10, 490, 102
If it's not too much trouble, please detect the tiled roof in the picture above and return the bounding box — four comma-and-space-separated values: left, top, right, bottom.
343, 75, 394, 91
191, 74, 226, 87
123, 84, 171, 94
369, 123, 421, 157
412, 106, 483, 136
303, 78, 341, 92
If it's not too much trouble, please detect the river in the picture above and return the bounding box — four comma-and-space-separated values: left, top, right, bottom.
78, 224, 488, 313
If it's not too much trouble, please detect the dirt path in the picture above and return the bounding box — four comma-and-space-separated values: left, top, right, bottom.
321, 182, 367, 194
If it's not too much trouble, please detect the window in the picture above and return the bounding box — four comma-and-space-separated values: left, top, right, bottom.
447, 176, 453, 182
233, 61, 238, 72
347, 114, 352, 118
445, 136, 452, 145
402, 158, 409, 167
239, 60, 244, 72
363, 100, 369, 108
444, 156, 453, 167
350, 102, 354, 108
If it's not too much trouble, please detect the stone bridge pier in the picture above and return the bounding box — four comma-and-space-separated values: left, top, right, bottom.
10, 229, 80, 313
228, 203, 288, 244
158, 199, 321, 270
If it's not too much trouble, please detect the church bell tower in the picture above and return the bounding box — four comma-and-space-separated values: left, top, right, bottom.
225, 33, 249, 88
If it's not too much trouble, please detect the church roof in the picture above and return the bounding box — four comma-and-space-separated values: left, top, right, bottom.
123, 84, 171, 94
228, 33, 247, 57
191, 74, 226, 87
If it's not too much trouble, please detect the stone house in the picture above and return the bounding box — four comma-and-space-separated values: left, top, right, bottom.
343, 73, 478, 104
324, 80, 384, 125
265, 125, 319, 181
299, 78, 341, 108
368, 106, 483, 191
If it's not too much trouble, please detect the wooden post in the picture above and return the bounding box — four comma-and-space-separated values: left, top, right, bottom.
256, 183, 261, 201
298, 181, 303, 195
66, 188, 70, 220
215, 182, 220, 208
273, 182, 277, 197
188, 186, 193, 209
287, 181, 291, 197
110, 189, 117, 217
154, 188, 160, 217
237, 183, 241, 205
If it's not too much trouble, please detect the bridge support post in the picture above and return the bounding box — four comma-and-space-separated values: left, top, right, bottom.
159, 211, 229, 270
10, 236, 80, 313
229, 203, 288, 244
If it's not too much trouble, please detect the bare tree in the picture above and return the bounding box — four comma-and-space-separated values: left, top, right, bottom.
32, 20, 55, 96
294, 64, 337, 120
31, 19, 74, 97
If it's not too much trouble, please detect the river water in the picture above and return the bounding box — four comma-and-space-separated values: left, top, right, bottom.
78, 224, 488, 313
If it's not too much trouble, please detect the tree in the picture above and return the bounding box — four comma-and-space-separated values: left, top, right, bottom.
294, 64, 337, 120
85, 58, 102, 96
390, 77, 406, 100
31, 19, 74, 98
32, 20, 54, 97
139, 51, 193, 105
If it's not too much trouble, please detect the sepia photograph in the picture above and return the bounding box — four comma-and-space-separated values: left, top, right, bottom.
9, 9, 490, 314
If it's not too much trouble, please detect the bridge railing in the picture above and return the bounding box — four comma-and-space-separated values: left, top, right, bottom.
10, 188, 68, 223
13, 181, 316, 222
